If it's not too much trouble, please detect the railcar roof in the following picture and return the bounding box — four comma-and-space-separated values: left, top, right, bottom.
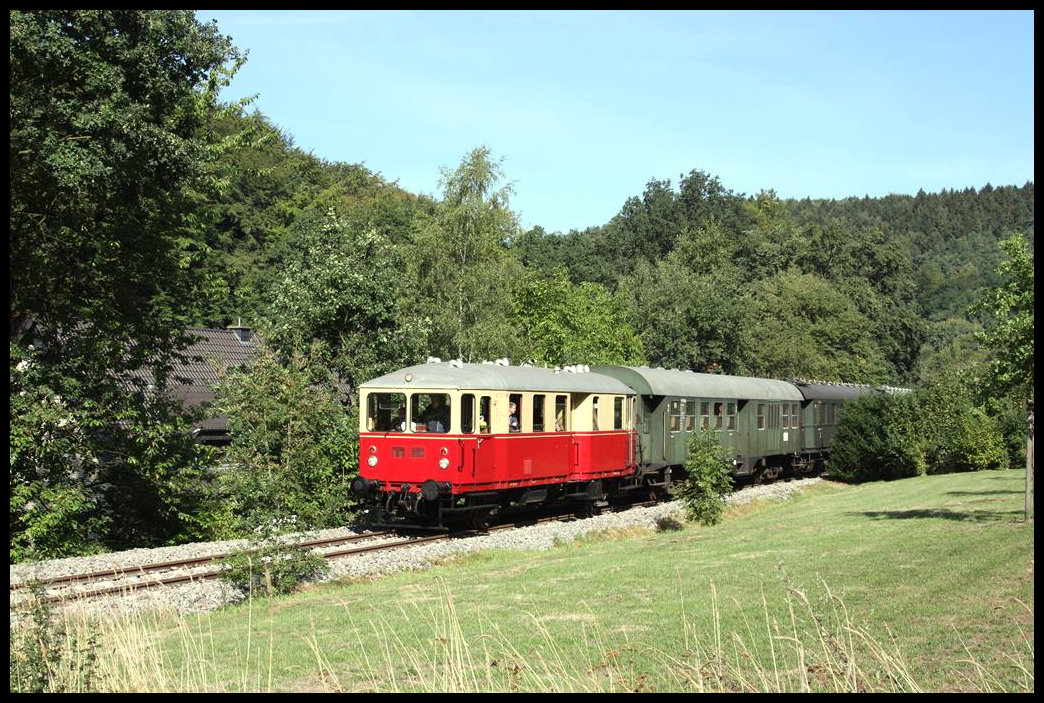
790, 381, 879, 401
360, 362, 636, 395
592, 365, 803, 401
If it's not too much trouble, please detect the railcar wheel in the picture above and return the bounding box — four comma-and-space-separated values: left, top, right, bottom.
469, 510, 492, 531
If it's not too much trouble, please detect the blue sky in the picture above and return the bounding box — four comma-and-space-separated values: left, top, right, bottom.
195, 10, 1034, 234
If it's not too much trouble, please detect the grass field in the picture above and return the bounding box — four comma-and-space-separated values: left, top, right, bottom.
22, 469, 1035, 692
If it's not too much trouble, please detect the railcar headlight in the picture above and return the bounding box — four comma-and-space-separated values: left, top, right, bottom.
367, 456, 378, 467
438, 457, 450, 470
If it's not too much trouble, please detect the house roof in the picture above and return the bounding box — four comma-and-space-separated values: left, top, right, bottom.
169, 326, 259, 432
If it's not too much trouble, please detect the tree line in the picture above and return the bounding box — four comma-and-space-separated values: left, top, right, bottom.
10, 11, 1033, 561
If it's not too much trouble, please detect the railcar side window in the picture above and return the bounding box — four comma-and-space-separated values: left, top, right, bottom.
700, 402, 710, 430
462, 394, 475, 433
713, 402, 723, 429
791, 403, 800, 428
532, 394, 545, 432
366, 392, 406, 432
480, 396, 491, 433
727, 402, 737, 430
411, 393, 451, 433
757, 404, 766, 430
684, 400, 695, 431
509, 393, 522, 432
782, 404, 790, 429
614, 397, 624, 430
668, 400, 680, 432
767, 404, 780, 429
555, 395, 567, 431
592, 396, 600, 431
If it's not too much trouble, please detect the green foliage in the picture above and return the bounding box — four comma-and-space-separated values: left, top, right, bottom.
409, 147, 525, 361
747, 269, 892, 383
10, 342, 216, 561
972, 232, 1034, 401
829, 393, 926, 483
262, 209, 428, 390
10, 10, 242, 558
513, 267, 646, 366
926, 407, 1009, 474
672, 431, 735, 525
212, 342, 357, 538
10, 585, 100, 693
620, 240, 752, 373
217, 518, 329, 598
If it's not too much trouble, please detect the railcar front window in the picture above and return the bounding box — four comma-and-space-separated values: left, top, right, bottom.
366, 392, 407, 432
411, 393, 451, 433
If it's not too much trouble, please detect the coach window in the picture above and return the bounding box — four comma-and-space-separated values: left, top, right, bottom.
782, 403, 790, 429
700, 402, 710, 430
768, 404, 780, 429
592, 396, 600, 431
532, 394, 546, 432
684, 400, 696, 431
479, 396, 491, 433
726, 402, 737, 430
714, 402, 724, 429
757, 404, 766, 430
461, 394, 475, 433
555, 395, 568, 431
509, 393, 523, 432
614, 397, 624, 429
668, 400, 680, 432
791, 403, 800, 428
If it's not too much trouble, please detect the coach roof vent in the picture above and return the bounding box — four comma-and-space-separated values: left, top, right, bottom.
227, 318, 253, 345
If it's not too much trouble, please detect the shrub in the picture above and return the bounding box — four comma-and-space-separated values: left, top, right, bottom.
927, 407, 1009, 474
672, 430, 734, 525
218, 518, 329, 598
830, 393, 926, 482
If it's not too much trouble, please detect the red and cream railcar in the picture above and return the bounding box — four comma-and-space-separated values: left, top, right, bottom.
352, 361, 638, 527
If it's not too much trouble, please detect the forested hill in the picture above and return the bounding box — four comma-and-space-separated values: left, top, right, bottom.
199, 106, 1032, 388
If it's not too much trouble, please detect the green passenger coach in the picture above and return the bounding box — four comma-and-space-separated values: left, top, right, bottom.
593, 366, 806, 482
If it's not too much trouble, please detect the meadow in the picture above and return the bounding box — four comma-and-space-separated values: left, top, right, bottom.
14, 470, 1034, 692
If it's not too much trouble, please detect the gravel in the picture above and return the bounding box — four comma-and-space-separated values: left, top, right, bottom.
10, 478, 821, 623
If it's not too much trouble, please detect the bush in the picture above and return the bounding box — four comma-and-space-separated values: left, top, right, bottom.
218, 518, 329, 598
830, 393, 926, 483
672, 431, 734, 525
927, 407, 1009, 474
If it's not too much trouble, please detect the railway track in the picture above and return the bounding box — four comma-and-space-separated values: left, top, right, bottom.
9, 529, 442, 609
10, 482, 797, 617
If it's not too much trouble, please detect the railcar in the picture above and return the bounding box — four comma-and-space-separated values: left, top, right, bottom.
593, 366, 807, 483
352, 360, 638, 528
352, 360, 892, 528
